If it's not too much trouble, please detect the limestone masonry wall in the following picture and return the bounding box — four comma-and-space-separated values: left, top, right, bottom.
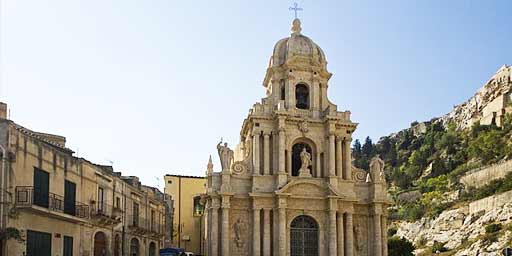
469, 189, 512, 214
459, 160, 512, 188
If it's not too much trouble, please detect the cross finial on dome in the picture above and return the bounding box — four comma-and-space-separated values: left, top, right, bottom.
289, 2, 303, 19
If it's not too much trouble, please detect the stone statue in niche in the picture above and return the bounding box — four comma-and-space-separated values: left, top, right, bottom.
299, 148, 312, 177
233, 218, 247, 248
354, 223, 364, 252
217, 139, 234, 171
370, 155, 385, 182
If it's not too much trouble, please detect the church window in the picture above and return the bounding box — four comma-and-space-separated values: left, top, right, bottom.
296, 84, 310, 109
290, 215, 319, 256
193, 196, 204, 216
280, 84, 286, 101
292, 143, 312, 176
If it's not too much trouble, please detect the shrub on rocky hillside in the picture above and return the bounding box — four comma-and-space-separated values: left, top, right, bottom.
388, 236, 415, 256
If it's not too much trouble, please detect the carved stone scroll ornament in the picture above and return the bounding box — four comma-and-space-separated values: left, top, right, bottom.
229, 139, 253, 175
352, 166, 367, 182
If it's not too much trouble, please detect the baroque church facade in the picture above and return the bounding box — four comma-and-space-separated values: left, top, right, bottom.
204, 19, 390, 256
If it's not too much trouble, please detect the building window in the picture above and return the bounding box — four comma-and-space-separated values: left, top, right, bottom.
280, 84, 286, 100
33, 168, 50, 208
97, 187, 104, 213
63, 236, 73, 256
64, 180, 76, 216
295, 84, 310, 109
115, 197, 121, 209
193, 196, 204, 216
132, 202, 139, 226
27, 230, 52, 256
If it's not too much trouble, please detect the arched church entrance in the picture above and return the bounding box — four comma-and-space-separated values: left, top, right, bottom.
290, 215, 319, 256
130, 238, 140, 256
292, 143, 313, 176
149, 242, 156, 256
93, 232, 107, 256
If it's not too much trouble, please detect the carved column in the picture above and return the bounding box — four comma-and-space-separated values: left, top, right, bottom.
345, 212, 354, 256
287, 150, 292, 174
278, 129, 287, 186
278, 198, 287, 256
211, 198, 220, 256
253, 208, 261, 256
343, 138, 352, 180
336, 136, 343, 178
263, 208, 271, 255
253, 131, 260, 175
278, 130, 286, 173
381, 215, 388, 256
337, 212, 344, 256
329, 210, 337, 255
316, 152, 321, 177
329, 134, 336, 177
373, 205, 382, 256
221, 196, 231, 256
263, 132, 270, 175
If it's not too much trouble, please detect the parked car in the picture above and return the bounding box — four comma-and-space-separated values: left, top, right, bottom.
160, 247, 185, 256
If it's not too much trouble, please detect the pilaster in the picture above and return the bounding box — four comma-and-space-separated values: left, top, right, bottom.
221, 194, 232, 256
263, 208, 272, 255
263, 131, 270, 175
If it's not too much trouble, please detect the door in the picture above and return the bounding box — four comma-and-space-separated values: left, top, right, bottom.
27, 230, 52, 256
33, 168, 49, 208
63, 236, 73, 256
64, 180, 76, 215
94, 232, 107, 256
290, 215, 319, 256
130, 238, 140, 256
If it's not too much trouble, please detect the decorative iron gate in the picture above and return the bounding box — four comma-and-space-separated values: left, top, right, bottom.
290, 215, 319, 256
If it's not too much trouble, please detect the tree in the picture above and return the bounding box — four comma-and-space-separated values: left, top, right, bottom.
388, 236, 415, 256
353, 139, 362, 155
362, 136, 374, 156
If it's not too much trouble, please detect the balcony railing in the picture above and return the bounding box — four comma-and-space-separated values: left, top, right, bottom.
91, 202, 122, 218
15, 186, 89, 219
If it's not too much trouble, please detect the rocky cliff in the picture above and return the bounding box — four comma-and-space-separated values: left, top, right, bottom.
439, 65, 511, 129
384, 65, 512, 255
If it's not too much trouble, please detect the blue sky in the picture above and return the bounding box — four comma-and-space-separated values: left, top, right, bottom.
1, 0, 511, 187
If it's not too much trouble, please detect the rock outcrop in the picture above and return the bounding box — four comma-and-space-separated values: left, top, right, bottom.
396, 201, 512, 255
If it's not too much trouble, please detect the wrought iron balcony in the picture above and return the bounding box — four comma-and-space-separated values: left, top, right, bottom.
90, 201, 122, 225
15, 186, 89, 219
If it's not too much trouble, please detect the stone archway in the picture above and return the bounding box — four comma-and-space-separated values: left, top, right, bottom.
130, 238, 140, 256
290, 215, 319, 256
93, 232, 107, 256
149, 242, 157, 256
114, 234, 121, 256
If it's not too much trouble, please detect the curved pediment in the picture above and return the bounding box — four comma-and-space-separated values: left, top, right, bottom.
276, 178, 341, 198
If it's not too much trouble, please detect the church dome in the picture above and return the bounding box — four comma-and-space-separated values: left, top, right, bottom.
270, 19, 327, 68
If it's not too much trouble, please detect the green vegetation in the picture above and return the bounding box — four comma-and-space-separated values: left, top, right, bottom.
353, 114, 512, 221
431, 241, 448, 253
485, 223, 502, 234
388, 236, 415, 256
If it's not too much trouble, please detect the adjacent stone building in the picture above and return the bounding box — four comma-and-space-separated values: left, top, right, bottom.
164, 174, 206, 254
203, 19, 390, 256
0, 102, 168, 256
